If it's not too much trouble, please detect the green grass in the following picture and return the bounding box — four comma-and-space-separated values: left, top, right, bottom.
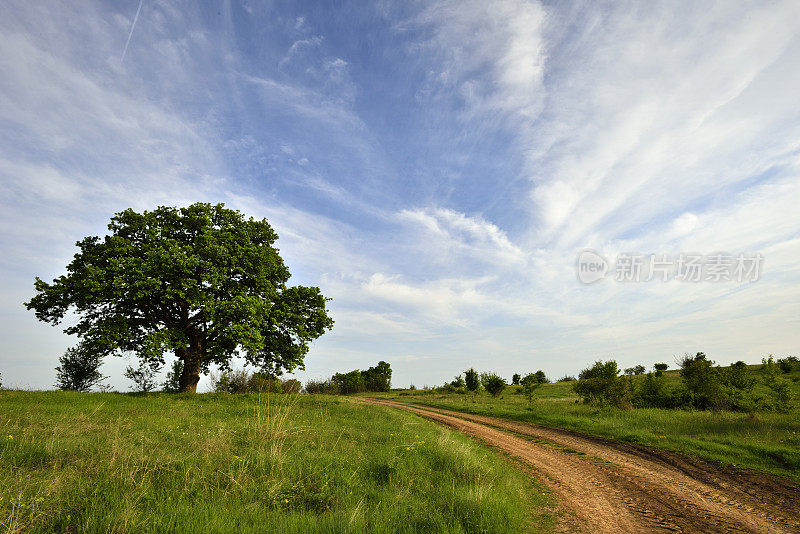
366, 369, 800, 480
0, 391, 553, 533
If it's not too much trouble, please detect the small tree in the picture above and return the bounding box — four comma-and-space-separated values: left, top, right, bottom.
162, 360, 183, 393
625, 365, 646, 376
721, 361, 755, 391
464, 368, 480, 400
331, 370, 365, 395
450, 374, 465, 388
766, 378, 792, 412
281, 378, 302, 394
761, 357, 793, 412
248, 372, 283, 393
653, 363, 668, 377
124, 360, 160, 393
533, 370, 548, 384
212, 369, 251, 393
680, 352, 722, 409
511, 373, 521, 385
361, 361, 392, 392
521, 373, 543, 408
481, 372, 507, 397
55, 344, 106, 392
776, 356, 798, 374
761, 355, 779, 378
305, 379, 339, 395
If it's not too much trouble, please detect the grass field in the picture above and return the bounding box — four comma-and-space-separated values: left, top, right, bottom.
365, 368, 800, 479
0, 391, 553, 533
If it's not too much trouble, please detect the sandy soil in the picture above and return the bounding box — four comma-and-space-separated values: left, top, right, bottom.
358, 398, 800, 533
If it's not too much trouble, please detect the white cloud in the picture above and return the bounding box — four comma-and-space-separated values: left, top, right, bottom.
3, 0, 800, 391
397, 207, 526, 267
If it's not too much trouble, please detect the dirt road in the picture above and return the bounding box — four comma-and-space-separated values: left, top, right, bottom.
358, 398, 800, 533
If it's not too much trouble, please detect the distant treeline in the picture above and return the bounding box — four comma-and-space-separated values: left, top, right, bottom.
210, 369, 301, 394
573, 354, 798, 412
305, 361, 392, 395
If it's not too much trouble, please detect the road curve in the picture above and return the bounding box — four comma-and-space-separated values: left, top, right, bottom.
357, 398, 800, 533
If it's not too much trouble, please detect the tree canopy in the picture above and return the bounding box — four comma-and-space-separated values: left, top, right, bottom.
26, 203, 334, 392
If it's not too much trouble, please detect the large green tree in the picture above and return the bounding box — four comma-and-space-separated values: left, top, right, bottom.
26, 203, 334, 392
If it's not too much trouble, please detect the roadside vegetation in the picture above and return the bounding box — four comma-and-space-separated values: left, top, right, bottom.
305, 361, 393, 395
0, 391, 553, 533
365, 357, 800, 479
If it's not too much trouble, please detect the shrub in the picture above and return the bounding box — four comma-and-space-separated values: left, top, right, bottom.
248, 372, 283, 393
624, 365, 646, 376
212, 369, 251, 394
761, 355, 779, 377
634, 372, 674, 408
308, 362, 393, 395
331, 370, 366, 395
162, 360, 183, 393
211, 369, 297, 394
480, 372, 507, 397
361, 361, 392, 392
557, 375, 576, 382
304, 379, 339, 395
573, 360, 630, 407
464, 368, 480, 396
766, 377, 793, 412
520, 373, 544, 408
777, 356, 798, 374
721, 361, 755, 391
281, 378, 302, 394
438, 383, 463, 394
55, 344, 107, 392
450, 375, 465, 388
680, 352, 723, 410
511, 373, 521, 385
124, 360, 160, 393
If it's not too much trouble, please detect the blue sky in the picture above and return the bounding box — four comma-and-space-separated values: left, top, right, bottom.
2, 0, 799, 391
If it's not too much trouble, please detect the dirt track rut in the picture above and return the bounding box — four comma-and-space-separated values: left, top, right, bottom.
359, 398, 800, 533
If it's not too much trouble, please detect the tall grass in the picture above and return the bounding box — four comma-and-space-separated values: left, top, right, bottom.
0, 391, 553, 533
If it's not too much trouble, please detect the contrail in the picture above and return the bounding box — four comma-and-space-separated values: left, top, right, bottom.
121, 0, 144, 62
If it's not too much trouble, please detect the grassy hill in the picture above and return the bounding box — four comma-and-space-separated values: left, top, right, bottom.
0, 391, 553, 533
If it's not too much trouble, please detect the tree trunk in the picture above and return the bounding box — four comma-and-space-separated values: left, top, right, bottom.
177, 345, 202, 393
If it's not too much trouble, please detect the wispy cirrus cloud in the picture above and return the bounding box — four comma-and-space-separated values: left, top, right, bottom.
1, 0, 799, 390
